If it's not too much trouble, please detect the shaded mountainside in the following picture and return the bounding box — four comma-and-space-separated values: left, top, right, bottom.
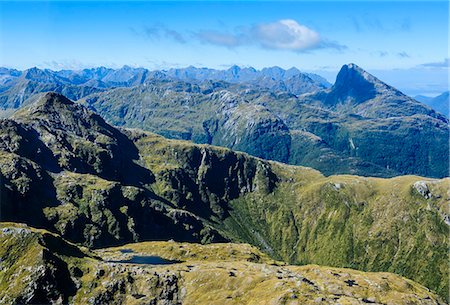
79, 64, 449, 178
0, 92, 448, 300
0, 223, 446, 305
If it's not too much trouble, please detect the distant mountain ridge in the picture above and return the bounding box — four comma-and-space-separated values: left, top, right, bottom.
0, 65, 329, 109
78, 63, 449, 178
0, 63, 448, 178
415, 91, 449, 118
164, 65, 331, 89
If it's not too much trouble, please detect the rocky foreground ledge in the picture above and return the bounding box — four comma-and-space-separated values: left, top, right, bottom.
0, 223, 446, 305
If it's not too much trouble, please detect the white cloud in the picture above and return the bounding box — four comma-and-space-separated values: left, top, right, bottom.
252, 19, 321, 50
194, 19, 345, 52
136, 19, 345, 52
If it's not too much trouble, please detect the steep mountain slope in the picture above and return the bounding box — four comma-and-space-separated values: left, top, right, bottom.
0, 92, 448, 300
1, 223, 445, 305
415, 91, 449, 118
294, 64, 449, 178
1, 93, 231, 246
80, 82, 391, 177
204, 94, 292, 163
303, 64, 444, 119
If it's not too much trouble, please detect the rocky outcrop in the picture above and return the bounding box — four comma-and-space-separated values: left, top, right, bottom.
127, 128, 278, 221
11, 92, 152, 184
0, 225, 82, 305
414, 181, 432, 199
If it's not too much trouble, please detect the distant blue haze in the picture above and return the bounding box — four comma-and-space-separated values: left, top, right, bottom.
0, 1, 448, 95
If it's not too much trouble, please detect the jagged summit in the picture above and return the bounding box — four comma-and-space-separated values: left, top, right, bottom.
11, 91, 113, 145
21, 67, 45, 78
336, 63, 383, 85
13, 91, 74, 115
328, 63, 391, 104
36, 91, 73, 106
303, 63, 448, 123
10, 92, 152, 184
20, 67, 61, 83
12, 92, 110, 136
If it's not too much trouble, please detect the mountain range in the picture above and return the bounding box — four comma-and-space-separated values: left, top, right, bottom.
0, 92, 448, 302
0, 65, 328, 109
415, 91, 449, 118
0, 64, 448, 179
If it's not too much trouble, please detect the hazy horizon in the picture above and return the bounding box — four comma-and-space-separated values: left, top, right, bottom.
0, 0, 448, 96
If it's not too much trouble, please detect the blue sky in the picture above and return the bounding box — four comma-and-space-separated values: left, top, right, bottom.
0, 1, 448, 95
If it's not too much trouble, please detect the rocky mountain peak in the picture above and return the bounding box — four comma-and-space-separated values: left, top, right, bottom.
15, 91, 80, 115
228, 65, 241, 76
334, 63, 383, 88
11, 92, 112, 139
20, 67, 65, 84
9, 92, 152, 183
328, 63, 390, 104
38, 91, 73, 106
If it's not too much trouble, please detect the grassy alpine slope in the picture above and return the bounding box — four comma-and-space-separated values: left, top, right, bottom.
0, 223, 446, 305
130, 129, 450, 300
0, 92, 448, 301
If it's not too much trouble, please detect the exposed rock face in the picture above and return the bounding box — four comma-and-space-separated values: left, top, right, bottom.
205, 91, 291, 163
414, 181, 432, 199
126, 127, 278, 221
11, 92, 150, 183
0, 225, 81, 305
0, 92, 278, 247
295, 64, 449, 178
306, 63, 445, 119
1, 93, 232, 247
0, 223, 446, 305
0, 92, 448, 300
320, 63, 380, 106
